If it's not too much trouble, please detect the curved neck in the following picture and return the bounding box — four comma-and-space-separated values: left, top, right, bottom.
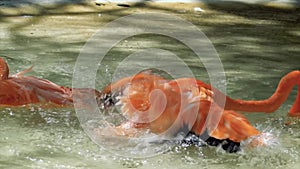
0, 57, 9, 80
224, 71, 300, 115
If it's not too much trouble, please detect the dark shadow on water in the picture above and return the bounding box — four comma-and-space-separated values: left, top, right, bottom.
0, 0, 86, 7
204, 1, 300, 24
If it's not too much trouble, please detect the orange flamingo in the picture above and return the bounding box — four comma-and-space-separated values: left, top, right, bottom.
99, 70, 300, 152
0, 57, 100, 107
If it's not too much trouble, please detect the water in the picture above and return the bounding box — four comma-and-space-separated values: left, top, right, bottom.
1, 2, 300, 169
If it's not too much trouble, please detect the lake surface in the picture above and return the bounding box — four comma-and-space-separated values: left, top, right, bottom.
0, 2, 300, 169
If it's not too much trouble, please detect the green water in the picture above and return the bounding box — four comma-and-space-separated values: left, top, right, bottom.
1, 3, 300, 169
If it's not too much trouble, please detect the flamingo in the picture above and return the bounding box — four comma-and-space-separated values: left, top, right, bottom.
99, 70, 300, 152
0, 57, 100, 107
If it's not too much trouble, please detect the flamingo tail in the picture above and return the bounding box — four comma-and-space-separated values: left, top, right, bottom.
13, 65, 34, 77
209, 110, 260, 143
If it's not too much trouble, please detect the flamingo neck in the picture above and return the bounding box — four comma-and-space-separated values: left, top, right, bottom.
225, 71, 300, 114
289, 86, 300, 117
0, 57, 9, 80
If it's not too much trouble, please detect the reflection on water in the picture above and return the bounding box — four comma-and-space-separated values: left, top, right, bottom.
1, 2, 300, 169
